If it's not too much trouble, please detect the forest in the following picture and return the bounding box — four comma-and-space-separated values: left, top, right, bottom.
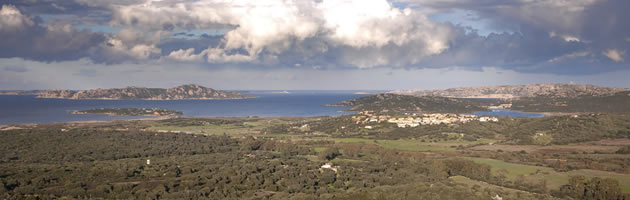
1, 116, 630, 199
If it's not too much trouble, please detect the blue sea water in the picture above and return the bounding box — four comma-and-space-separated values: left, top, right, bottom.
0, 91, 369, 125
0, 91, 546, 125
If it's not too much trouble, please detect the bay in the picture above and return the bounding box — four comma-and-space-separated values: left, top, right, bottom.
0, 91, 370, 125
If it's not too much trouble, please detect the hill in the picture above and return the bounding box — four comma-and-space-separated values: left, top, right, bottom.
509, 91, 630, 113
331, 93, 493, 113
392, 83, 627, 98
34, 84, 253, 100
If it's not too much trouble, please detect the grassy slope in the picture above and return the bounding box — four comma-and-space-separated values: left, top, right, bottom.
467, 157, 630, 193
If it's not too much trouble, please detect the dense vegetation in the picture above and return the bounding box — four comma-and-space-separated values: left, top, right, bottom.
331, 93, 494, 113
273, 113, 630, 145
2, 113, 630, 199
510, 91, 630, 113
73, 108, 183, 116
0, 124, 576, 199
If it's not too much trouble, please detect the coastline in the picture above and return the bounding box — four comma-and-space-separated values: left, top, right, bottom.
0, 115, 321, 128
0, 116, 176, 128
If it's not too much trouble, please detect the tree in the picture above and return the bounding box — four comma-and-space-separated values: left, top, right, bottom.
318, 147, 341, 161
559, 176, 626, 200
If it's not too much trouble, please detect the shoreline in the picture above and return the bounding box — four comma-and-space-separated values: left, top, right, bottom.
0, 116, 176, 128
0, 115, 324, 127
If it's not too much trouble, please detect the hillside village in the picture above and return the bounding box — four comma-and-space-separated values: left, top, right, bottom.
352, 111, 499, 128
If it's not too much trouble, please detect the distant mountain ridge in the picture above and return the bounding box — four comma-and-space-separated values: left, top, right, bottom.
391, 83, 628, 98
33, 84, 253, 100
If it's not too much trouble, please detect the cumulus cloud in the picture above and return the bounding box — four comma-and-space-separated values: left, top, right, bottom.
0, 5, 34, 30
110, 0, 453, 68
0, 0, 627, 74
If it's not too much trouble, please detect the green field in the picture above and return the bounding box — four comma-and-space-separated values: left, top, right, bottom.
148, 119, 291, 136
148, 124, 251, 136
314, 147, 328, 153
467, 157, 630, 193
467, 157, 555, 179
450, 176, 535, 195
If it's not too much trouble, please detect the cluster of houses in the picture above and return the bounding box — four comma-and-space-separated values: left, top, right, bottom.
351, 111, 499, 128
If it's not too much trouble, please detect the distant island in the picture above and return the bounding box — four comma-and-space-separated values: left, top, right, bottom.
72, 108, 183, 116
1, 84, 254, 100
391, 83, 628, 98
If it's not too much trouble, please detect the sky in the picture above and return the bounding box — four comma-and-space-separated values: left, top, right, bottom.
0, 0, 628, 90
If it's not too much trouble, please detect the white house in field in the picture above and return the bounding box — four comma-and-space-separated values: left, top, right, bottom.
320, 162, 338, 173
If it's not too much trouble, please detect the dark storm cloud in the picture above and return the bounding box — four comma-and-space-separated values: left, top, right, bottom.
0, 5, 106, 62
579, 0, 630, 48
414, 24, 593, 73
396, 0, 629, 74
419, 0, 630, 47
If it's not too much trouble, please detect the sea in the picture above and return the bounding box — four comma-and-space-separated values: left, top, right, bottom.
0, 91, 544, 125
0, 91, 368, 125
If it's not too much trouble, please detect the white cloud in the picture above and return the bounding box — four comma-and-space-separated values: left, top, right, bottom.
166, 48, 203, 62
102, 38, 161, 60
549, 31, 580, 42
108, 0, 453, 68
603, 49, 625, 62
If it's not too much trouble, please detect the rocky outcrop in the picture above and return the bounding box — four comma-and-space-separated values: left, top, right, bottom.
391, 83, 628, 98
37, 84, 254, 100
